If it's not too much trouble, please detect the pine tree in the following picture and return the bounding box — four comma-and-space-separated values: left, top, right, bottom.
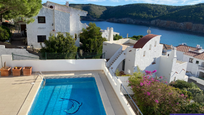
40, 32, 77, 59
0, 0, 42, 20
79, 22, 106, 58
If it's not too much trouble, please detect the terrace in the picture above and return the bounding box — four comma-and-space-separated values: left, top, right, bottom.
0, 54, 142, 115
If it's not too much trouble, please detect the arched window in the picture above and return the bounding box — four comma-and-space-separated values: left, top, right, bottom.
50, 5, 53, 9
154, 41, 157, 47
149, 44, 152, 50
143, 51, 146, 57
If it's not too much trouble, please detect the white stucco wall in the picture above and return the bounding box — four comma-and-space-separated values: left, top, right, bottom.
0, 45, 39, 60
182, 55, 200, 75
27, 7, 54, 48
170, 62, 188, 82
1, 55, 104, 72
176, 51, 184, 61
124, 47, 136, 75
158, 49, 188, 83
134, 36, 162, 72
27, 2, 87, 48
103, 42, 122, 59
54, 10, 70, 33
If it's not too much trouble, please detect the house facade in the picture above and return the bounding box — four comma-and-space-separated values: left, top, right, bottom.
103, 32, 188, 83
26, 1, 87, 48
176, 44, 204, 78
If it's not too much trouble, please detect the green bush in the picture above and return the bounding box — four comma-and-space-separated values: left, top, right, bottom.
113, 34, 123, 40
187, 87, 204, 104
0, 26, 10, 41
1, 26, 11, 38
179, 102, 204, 113
129, 35, 143, 40
169, 80, 199, 89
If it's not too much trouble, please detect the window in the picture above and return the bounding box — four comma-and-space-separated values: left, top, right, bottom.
168, 54, 170, 56
37, 35, 46, 42
196, 60, 199, 64
189, 58, 193, 63
154, 41, 157, 47
143, 51, 146, 57
38, 16, 46, 23
149, 44, 152, 50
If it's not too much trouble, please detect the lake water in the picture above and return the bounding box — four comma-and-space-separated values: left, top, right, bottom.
82, 21, 204, 48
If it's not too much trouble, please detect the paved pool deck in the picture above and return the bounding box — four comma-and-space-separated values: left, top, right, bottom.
0, 70, 127, 115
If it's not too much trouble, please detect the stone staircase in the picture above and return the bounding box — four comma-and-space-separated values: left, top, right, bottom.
108, 51, 123, 68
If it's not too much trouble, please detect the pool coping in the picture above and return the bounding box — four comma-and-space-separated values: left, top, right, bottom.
92, 72, 115, 115
18, 72, 115, 115
18, 74, 42, 115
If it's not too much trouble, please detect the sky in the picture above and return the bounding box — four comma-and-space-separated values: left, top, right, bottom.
42, 0, 204, 6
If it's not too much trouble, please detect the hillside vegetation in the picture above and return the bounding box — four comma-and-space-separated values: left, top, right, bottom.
70, 3, 204, 24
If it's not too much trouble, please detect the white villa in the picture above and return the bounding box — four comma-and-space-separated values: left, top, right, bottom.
26, 1, 88, 48
103, 29, 188, 83
176, 44, 204, 78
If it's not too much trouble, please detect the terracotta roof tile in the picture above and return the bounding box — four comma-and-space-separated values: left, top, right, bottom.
133, 34, 158, 48
176, 45, 204, 60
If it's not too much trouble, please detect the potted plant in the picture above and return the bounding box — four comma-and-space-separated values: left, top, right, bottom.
0, 62, 11, 76
12, 66, 22, 76
23, 67, 32, 76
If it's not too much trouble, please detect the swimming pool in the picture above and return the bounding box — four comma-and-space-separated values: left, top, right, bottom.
28, 77, 106, 115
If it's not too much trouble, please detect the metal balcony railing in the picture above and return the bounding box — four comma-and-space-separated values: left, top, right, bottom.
198, 65, 204, 71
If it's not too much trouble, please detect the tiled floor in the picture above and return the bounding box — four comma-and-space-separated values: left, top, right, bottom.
0, 74, 38, 115
0, 71, 127, 115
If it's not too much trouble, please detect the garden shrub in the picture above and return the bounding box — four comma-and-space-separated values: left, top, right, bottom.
179, 102, 204, 113
169, 80, 199, 89
0, 26, 10, 41
129, 70, 187, 115
187, 87, 204, 104
1, 26, 11, 38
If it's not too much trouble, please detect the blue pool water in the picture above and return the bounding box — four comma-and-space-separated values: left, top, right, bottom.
28, 77, 106, 115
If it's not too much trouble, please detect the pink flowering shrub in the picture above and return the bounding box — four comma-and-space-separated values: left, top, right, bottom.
129, 69, 187, 115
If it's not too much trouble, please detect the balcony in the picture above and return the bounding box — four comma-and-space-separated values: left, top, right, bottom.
198, 65, 204, 71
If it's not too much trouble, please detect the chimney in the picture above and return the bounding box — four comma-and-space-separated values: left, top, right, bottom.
66, 1, 69, 6
107, 27, 109, 31
108, 27, 113, 42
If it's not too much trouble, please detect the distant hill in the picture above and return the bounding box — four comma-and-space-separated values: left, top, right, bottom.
70, 3, 204, 24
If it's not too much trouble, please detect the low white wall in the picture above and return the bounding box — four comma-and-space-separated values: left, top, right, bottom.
1, 55, 105, 72
103, 66, 136, 115
189, 77, 204, 85
103, 42, 121, 59
118, 77, 134, 94
128, 39, 137, 44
